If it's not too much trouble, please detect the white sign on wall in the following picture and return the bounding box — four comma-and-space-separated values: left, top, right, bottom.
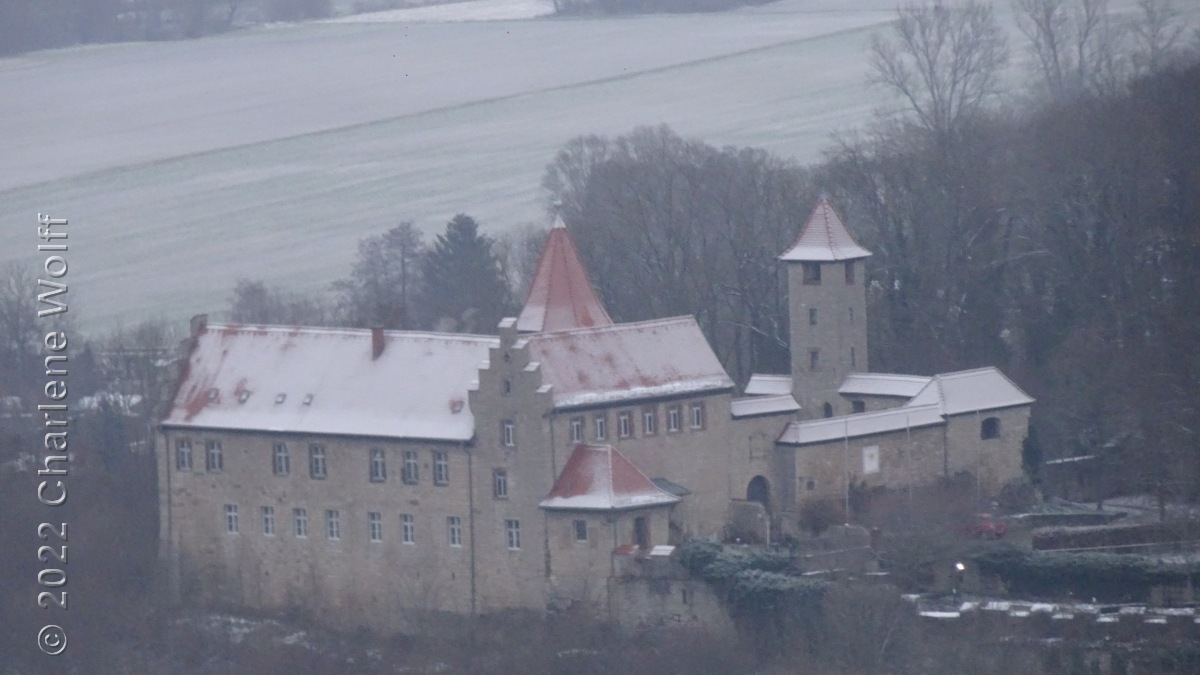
862, 445, 880, 475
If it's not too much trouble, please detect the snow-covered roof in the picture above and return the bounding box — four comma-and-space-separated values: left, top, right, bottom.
516, 214, 613, 333
778, 197, 872, 262
540, 444, 680, 511
838, 373, 932, 398
905, 367, 1034, 416
777, 404, 944, 446
731, 394, 800, 418
525, 316, 733, 409
744, 374, 793, 396
161, 324, 496, 441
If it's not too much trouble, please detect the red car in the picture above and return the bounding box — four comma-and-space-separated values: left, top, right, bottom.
964, 513, 1007, 539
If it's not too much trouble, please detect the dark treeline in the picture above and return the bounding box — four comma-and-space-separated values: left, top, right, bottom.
0, 0, 332, 56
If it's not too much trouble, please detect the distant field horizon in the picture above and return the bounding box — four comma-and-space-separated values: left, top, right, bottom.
2, 0, 1167, 332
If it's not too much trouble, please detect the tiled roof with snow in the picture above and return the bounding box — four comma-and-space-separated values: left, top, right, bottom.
161, 324, 496, 441
540, 444, 680, 511
744, 374, 793, 396
905, 367, 1034, 416
838, 373, 932, 398
516, 215, 613, 333
777, 404, 945, 446
525, 316, 733, 409
731, 394, 800, 418
779, 197, 872, 262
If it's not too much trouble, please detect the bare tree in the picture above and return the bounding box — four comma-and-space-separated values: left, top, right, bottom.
1015, 0, 1107, 100
333, 222, 425, 330
869, 1, 1009, 140
1132, 0, 1186, 72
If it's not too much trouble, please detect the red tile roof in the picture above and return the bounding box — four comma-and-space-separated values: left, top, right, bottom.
516, 215, 613, 333
779, 197, 872, 262
540, 444, 680, 511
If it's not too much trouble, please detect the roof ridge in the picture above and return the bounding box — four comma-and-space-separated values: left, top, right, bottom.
787, 402, 945, 428
526, 314, 696, 339
209, 323, 499, 342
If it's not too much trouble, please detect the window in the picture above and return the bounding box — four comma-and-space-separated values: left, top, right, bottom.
433, 451, 449, 486
369, 448, 386, 482
849, 307, 855, 324
823, 402, 834, 418
593, 413, 607, 441
225, 504, 239, 534
502, 420, 515, 447
573, 519, 588, 542
809, 308, 818, 326
802, 262, 821, 285
309, 444, 327, 480
845, 260, 855, 284
642, 407, 657, 435
402, 450, 419, 484
981, 417, 1001, 440
862, 445, 880, 474
401, 513, 415, 544
273, 443, 290, 476
293, 508, 308, 537
175, 439, 192, 471
851, 346, 857, 368
262, 506, 275, 536
570, 416, 583, 443
690, 402, 705, 430
617, 411, 632, 438
326, 509, 340, 541
809, 349, 820, 371
505, 519, 521, 550
852, 399, 866, 414
205, 440, 223, 472
502, 379, 511, 395
667, 405, 681, 433
447, 516, 462, 547
493, 469, 508, 499
368, 511, 383, 542
806, 479, 816, 491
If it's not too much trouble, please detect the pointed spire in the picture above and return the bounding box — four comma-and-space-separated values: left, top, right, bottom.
779, 196, 872, 262
516, 214, 613, 333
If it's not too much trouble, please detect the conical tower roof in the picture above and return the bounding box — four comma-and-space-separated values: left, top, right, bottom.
516, 214, 613, 333
779, 197, 872, 262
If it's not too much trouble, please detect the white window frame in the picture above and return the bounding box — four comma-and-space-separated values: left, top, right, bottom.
368, 511, 383, 543
493, 469, 508, 499
642, 407, 656, 435
667, 406, 681, 433
225, 504, 238, 534
206, 440, 223, 472
261, 506, 275, 536
505, 519, 521, 550
401, 513, 415, 544
617, 411, 632, 438
175, 439, 192, 471
594, 413, 607, 441
402, 450, 419, 484
272, 442, 289, 476
369, 447, 386, 482
502, 420, 516, 447
309, 444, 327, 480
433, 450, 450, 486
570, 416, 583, 443
326, 509, 341, 541
294, 508, 308, 538
690, 402, 705, 430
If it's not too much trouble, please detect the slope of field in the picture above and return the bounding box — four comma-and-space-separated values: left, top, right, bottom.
1, 1, 901, 328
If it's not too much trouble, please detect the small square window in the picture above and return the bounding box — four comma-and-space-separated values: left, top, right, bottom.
493, 469, 508, 499
434, 451, 450, 486
802, 262, 821, 285
617, 411, 632, 438
275, 393, 287, 404
573, 519, 588, 542
852, 399, 866, 414
302, 393, 314, 405
237, 390, 251, 404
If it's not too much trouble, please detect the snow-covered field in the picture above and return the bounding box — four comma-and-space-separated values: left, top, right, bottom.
0, 0, 1172, 329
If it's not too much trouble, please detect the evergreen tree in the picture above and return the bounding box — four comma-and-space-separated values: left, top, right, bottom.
421, 214, 513, 334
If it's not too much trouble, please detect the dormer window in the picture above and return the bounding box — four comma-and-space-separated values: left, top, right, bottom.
275, 393, 286, 404
237, 391, 251, 404
302, 394, 314, 406
207, 388, 219, 401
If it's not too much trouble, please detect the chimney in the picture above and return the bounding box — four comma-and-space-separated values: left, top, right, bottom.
190, 314, 208, 338
371, 326, 385, 360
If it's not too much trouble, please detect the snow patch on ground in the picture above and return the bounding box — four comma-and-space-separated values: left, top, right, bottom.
327, 0, 553, 23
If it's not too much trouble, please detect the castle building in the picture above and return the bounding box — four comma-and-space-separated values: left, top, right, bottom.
157, 200, 1032, 627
